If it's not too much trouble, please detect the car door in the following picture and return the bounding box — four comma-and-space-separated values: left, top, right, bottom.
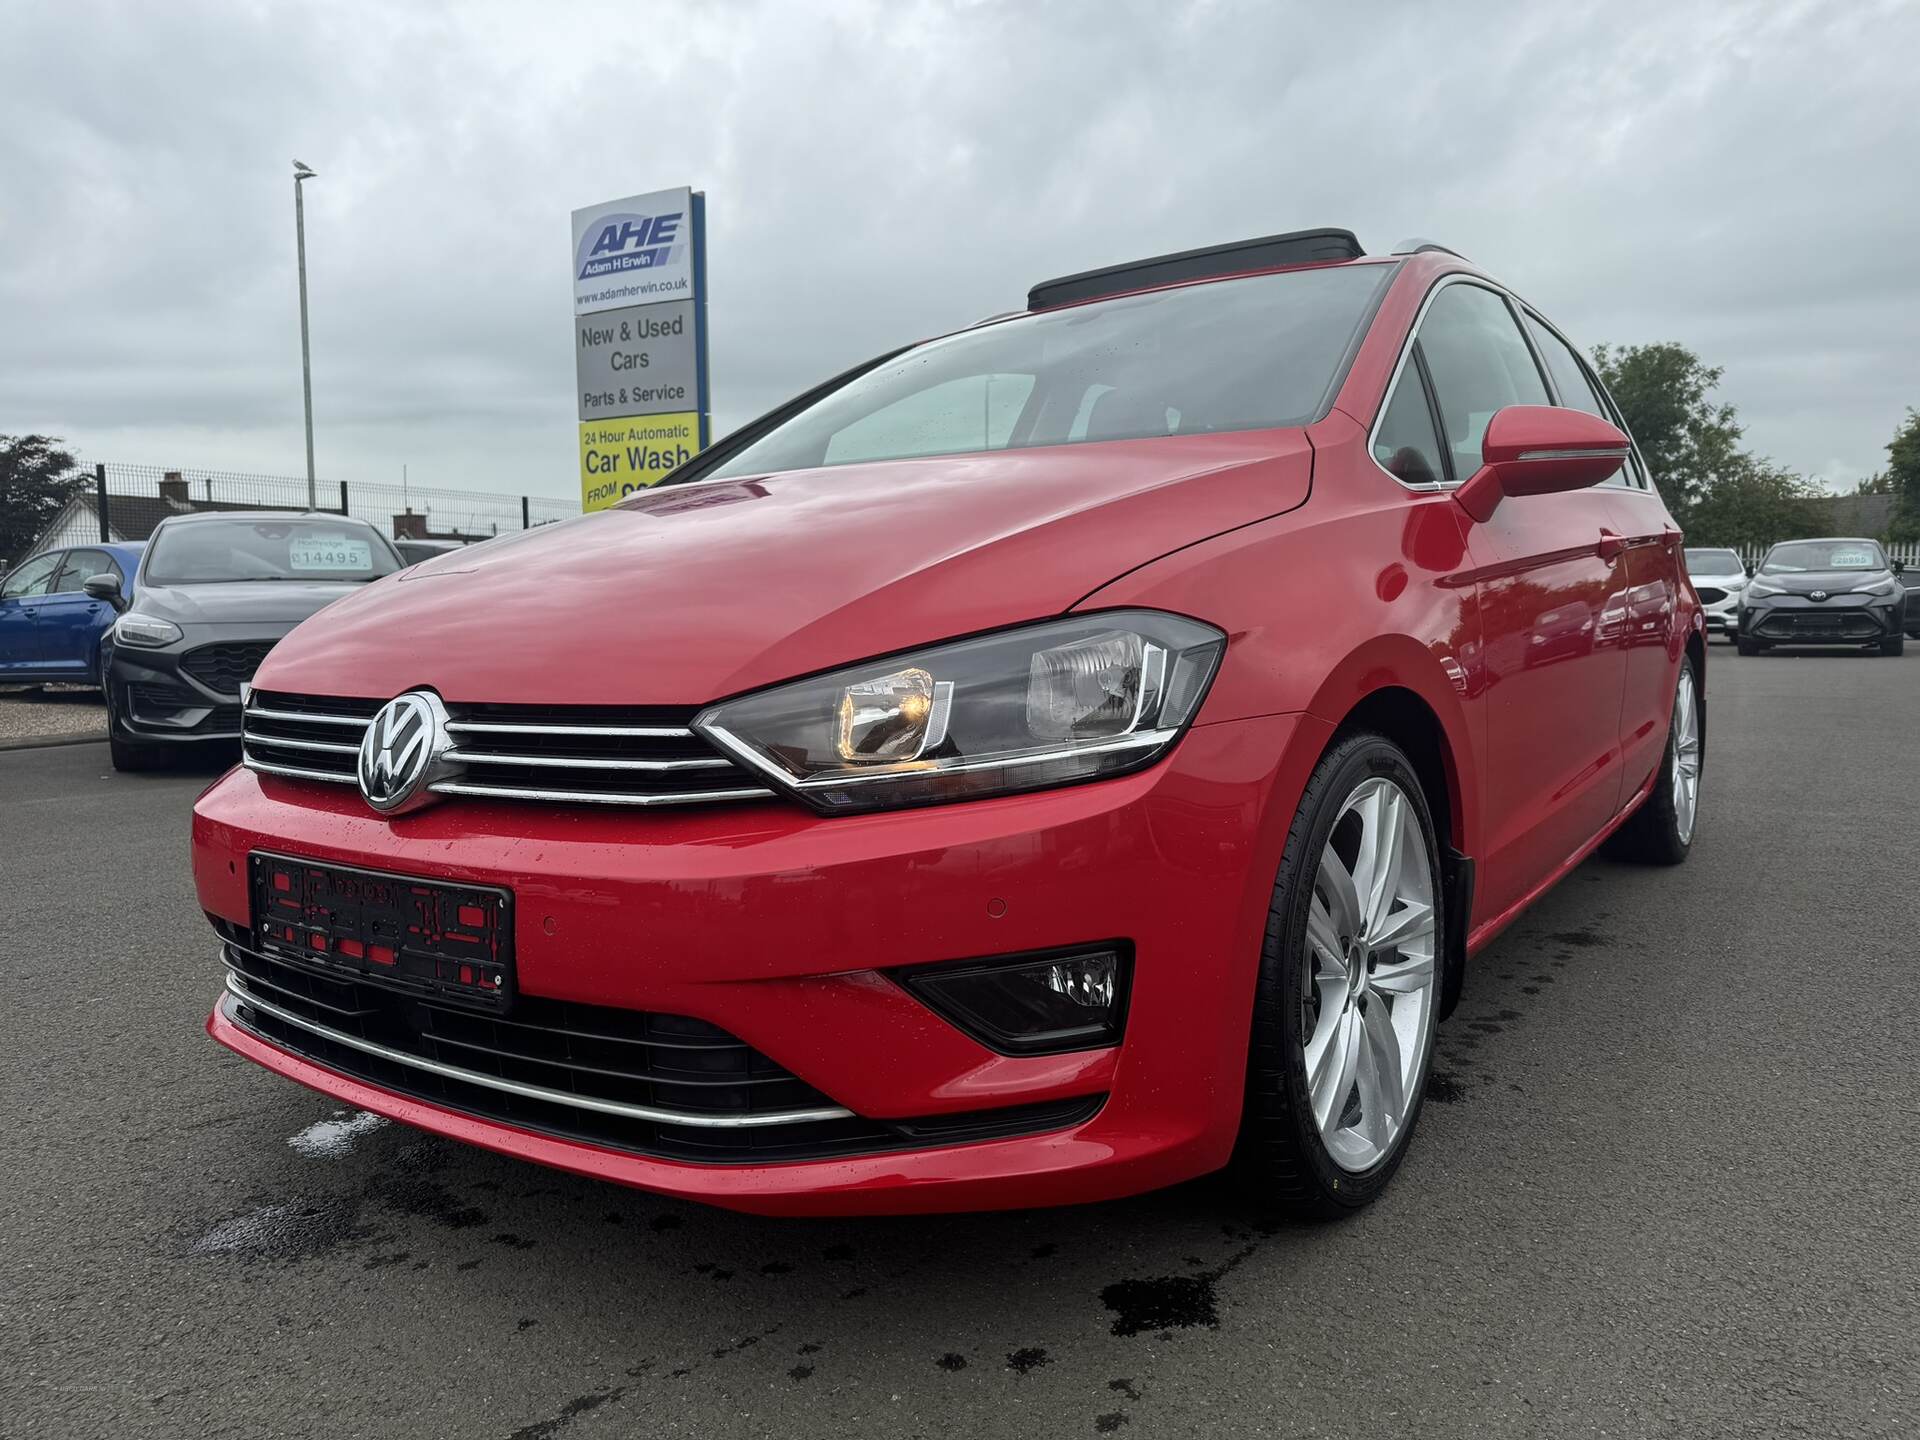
1413, 281, 1632, 922
0, 552, 65, 674
43, 548, 120, 677
1522, 311, 1681, 797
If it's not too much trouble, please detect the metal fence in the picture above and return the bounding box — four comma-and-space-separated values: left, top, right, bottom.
42, 463, 580, 553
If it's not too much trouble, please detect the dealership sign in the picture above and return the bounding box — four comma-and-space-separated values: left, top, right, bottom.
570, 186, 710, 511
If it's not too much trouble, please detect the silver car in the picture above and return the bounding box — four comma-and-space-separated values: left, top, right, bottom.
1685, 547, 1747, 640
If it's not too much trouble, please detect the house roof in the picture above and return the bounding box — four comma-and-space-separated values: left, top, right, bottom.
31, 492, 299, 550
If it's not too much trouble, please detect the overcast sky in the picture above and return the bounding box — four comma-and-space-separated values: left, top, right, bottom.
3, 0, 1916, 507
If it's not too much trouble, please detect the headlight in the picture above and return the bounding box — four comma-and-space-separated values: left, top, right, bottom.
1851, 577, 1899, 597
1745, 578, 1787, 598
112, 614, 182, 647
694, 611, 1225, 813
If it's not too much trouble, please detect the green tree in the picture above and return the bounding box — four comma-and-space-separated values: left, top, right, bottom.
1883, 409, 1920, 542
1853, 470, 1894, 495
0, 435, 86, 566
1590, 343, 1743, 523
1682, 456, 1823, 550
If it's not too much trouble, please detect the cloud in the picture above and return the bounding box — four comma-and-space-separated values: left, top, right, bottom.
2, 0, 1915, 499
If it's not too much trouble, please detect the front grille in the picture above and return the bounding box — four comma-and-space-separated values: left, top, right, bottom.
1694, 585, 1728, 605
217, 932, 1102, 1163
1755, 611, 1881, 640
182, 641, 276, 696
241, 689, 776, 808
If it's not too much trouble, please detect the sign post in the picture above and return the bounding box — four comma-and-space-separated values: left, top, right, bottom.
570, 186, 710, 511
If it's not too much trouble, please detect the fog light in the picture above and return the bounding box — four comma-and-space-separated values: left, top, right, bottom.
898, 946, 1130, 1055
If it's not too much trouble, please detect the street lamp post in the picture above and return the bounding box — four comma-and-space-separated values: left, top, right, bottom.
293, 160, 318, 510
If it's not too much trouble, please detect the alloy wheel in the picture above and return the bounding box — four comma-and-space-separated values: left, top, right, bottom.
1671, 669, 1701, 843
1301, 776, 1437, 1174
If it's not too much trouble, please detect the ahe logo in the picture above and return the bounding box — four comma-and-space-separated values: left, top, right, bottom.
577, 210, 685, 281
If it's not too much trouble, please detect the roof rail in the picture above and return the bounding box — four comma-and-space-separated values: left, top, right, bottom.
1028, 228, 1365, 311
1389, 237, 1467, 259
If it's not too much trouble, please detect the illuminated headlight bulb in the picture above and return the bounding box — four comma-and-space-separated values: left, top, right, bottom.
835, 667, 945, 763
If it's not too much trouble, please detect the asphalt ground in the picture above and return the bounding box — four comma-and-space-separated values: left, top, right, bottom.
3, 645, 1916, 1439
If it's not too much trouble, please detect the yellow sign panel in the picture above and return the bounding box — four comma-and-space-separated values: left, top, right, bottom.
579, 411, 700, 511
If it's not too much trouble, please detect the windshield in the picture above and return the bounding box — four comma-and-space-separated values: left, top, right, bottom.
144, 519, 400, 585
1760, 540, 1886, 574
700, 264, 1392, 481
1685, 548, 1743, 572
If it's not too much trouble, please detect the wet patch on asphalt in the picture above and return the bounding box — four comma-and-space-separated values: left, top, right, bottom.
1007, 1346, 1052, 1374
189, 1199, 366, 1262
506, 1385, 628, 1440
1101, 1240, 1255, 1337
287, 1108, 388, 1159
1551, 927, 1610, 949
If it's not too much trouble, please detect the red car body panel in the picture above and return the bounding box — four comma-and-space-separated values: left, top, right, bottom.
196, 250, 1701, 1214
258, 433, 1313, 707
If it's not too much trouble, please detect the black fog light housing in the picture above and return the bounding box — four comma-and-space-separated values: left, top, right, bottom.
897, 944, 1131, 1056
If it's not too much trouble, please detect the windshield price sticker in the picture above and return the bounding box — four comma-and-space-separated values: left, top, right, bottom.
289, 535, 373, 572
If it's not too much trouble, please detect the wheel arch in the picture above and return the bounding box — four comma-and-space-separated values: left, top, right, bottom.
1300, 653, 1478, 1020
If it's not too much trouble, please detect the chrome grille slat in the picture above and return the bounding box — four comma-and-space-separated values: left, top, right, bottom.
243, 753, 359, 785
446, 719, 694, 739
242, 691, 774, 810
247, 733, 362, 756
443, 748, 732, 772
247, 705, 373, 727
429, 780, 774, 807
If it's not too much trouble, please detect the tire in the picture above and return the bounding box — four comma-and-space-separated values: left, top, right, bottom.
1735, 635, 1763, 657
105, 686, 167, 771
1235, 732, 1443, 1219
1882, 634, 1906, 657
1607, 655, 1700, 866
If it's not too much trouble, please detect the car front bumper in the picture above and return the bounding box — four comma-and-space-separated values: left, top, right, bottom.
193, 710, 1318, 1215
1739, 595, 1905, 646
1691, 583, 1742, 634
107, 625, 291, 745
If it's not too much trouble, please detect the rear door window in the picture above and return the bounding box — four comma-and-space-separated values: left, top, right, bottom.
53, 549, 115, 592
1523, 314, 1633, 487
1417, 284, 1550, 484
1523, 315, 1608, 417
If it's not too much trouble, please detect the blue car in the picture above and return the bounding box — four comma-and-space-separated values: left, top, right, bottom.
0, 542, 146, 686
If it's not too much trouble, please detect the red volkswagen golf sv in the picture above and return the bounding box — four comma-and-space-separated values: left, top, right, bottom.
194, 230, 1705, 1217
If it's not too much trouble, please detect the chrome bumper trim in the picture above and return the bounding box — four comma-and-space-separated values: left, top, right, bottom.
221, 970, 856, 1129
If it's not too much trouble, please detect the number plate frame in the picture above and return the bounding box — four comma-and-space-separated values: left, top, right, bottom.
248, 851, 515, 1013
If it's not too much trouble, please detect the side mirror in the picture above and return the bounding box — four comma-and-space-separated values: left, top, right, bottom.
1745, 562, 1756, 578
83, 573, 127, 612
1893, 558, 1906, 577
1454, 406, 1633, 523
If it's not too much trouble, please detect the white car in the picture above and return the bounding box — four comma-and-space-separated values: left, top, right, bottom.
1685, 547, 1747, 640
